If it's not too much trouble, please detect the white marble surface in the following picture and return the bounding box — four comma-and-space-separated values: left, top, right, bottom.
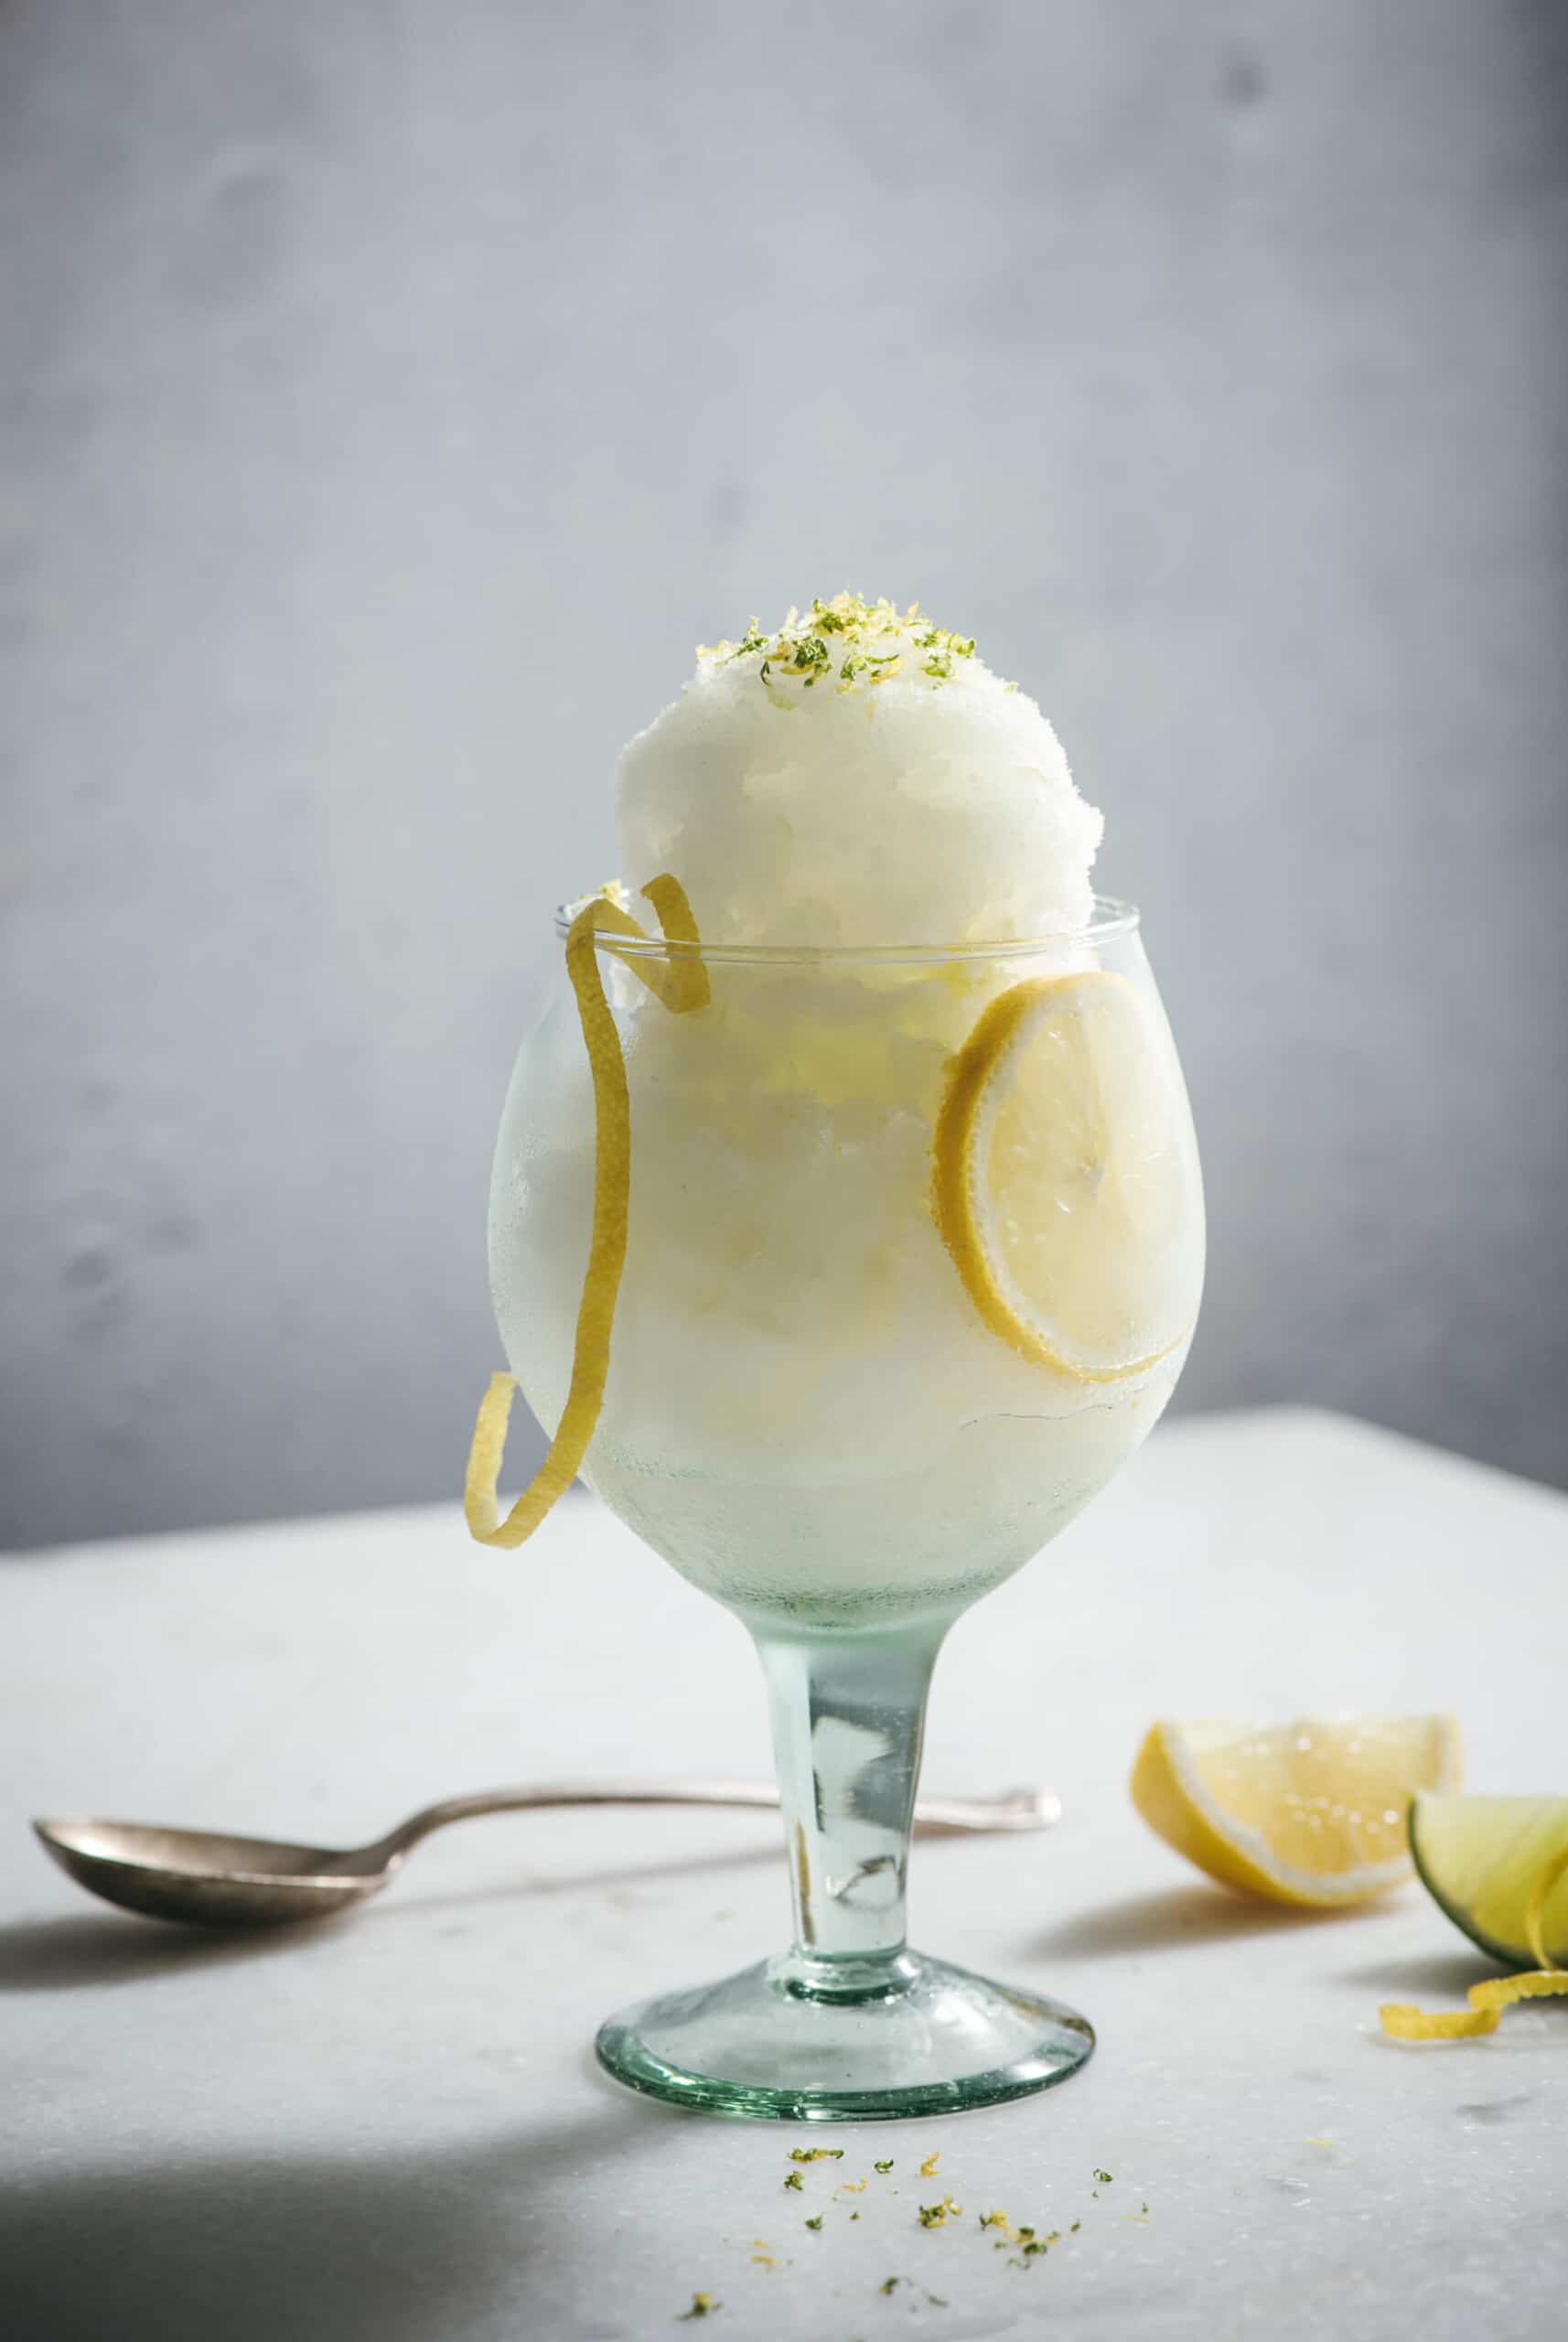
2, 1407, 1565, 2341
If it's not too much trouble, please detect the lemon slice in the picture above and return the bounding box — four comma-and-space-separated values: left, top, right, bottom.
1409, 1795, 1568, 1970
931, 972, 1200, 1379
1131, 1714, 1462, 1907
465, 876, 708, 1551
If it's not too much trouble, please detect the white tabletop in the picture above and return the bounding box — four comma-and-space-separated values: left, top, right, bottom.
2, 1407, 1565, 2341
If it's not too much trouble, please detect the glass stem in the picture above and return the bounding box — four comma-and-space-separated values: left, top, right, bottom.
754, 1622, 947, 1994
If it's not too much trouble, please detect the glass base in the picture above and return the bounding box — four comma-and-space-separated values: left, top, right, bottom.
595, 1948, 1093, 2122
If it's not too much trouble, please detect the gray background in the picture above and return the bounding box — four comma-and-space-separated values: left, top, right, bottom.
4, 0, 1565, 1550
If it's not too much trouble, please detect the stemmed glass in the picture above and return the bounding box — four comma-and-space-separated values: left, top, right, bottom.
485, 897, 1203, 2120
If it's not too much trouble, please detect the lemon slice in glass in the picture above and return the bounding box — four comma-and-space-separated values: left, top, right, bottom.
1131, 1714, 1462, 1907
1410, 1794, 1568, 1969
931, 972, 1201, 1380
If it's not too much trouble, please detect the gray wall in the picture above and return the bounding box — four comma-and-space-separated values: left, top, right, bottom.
4, 0, 1566, 1549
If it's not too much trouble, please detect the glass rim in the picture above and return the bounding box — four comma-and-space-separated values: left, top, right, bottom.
553, 891, 1140, 967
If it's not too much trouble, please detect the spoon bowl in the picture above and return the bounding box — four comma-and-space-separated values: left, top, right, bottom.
34, 1779, 1059, 1931
34, 1819, 389, 1927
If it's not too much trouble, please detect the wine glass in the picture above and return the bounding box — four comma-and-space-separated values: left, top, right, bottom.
486, 896, 1203, 2120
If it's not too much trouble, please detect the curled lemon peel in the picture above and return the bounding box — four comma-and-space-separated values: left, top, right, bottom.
600, 873, 711, 1016
1380, 1834, 1568, 2042
464, 876, 708, 1551
1522, 1832, 1568, 1971
1380, 1970, 1568, 2042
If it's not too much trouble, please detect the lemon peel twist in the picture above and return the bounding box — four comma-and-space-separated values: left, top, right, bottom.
1522, 1827, 1568, 1971
1380, 1833, 1568, 2042
1380, 1969, 1568, 2042
464, 876, 709, 1551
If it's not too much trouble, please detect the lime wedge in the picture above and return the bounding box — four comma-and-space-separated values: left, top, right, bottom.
1410, 1794, 1568, 1968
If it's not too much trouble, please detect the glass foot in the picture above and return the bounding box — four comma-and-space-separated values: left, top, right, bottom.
595, 1949, 1093, 2122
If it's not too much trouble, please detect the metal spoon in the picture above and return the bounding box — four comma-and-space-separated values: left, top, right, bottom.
33, 1779, 1060, 1930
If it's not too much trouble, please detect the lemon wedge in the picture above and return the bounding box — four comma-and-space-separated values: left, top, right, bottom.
1409, 1794, 1568, 1970
1131, 1714, 1462, 1907
930, 972, 1200, 1379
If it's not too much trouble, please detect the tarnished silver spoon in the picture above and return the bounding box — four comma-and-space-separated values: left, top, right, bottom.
33, 1779, 1060, 1930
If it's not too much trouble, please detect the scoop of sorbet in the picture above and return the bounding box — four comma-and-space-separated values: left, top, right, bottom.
615, 595, 1102, 948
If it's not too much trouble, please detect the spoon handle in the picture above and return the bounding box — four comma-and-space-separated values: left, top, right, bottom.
365, 1779, 1059, 1864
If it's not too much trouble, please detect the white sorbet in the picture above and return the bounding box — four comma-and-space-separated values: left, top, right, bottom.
615, 596, 1102, 947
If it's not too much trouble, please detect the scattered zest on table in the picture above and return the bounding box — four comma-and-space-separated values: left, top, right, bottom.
677, 2148, 1135, 2317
